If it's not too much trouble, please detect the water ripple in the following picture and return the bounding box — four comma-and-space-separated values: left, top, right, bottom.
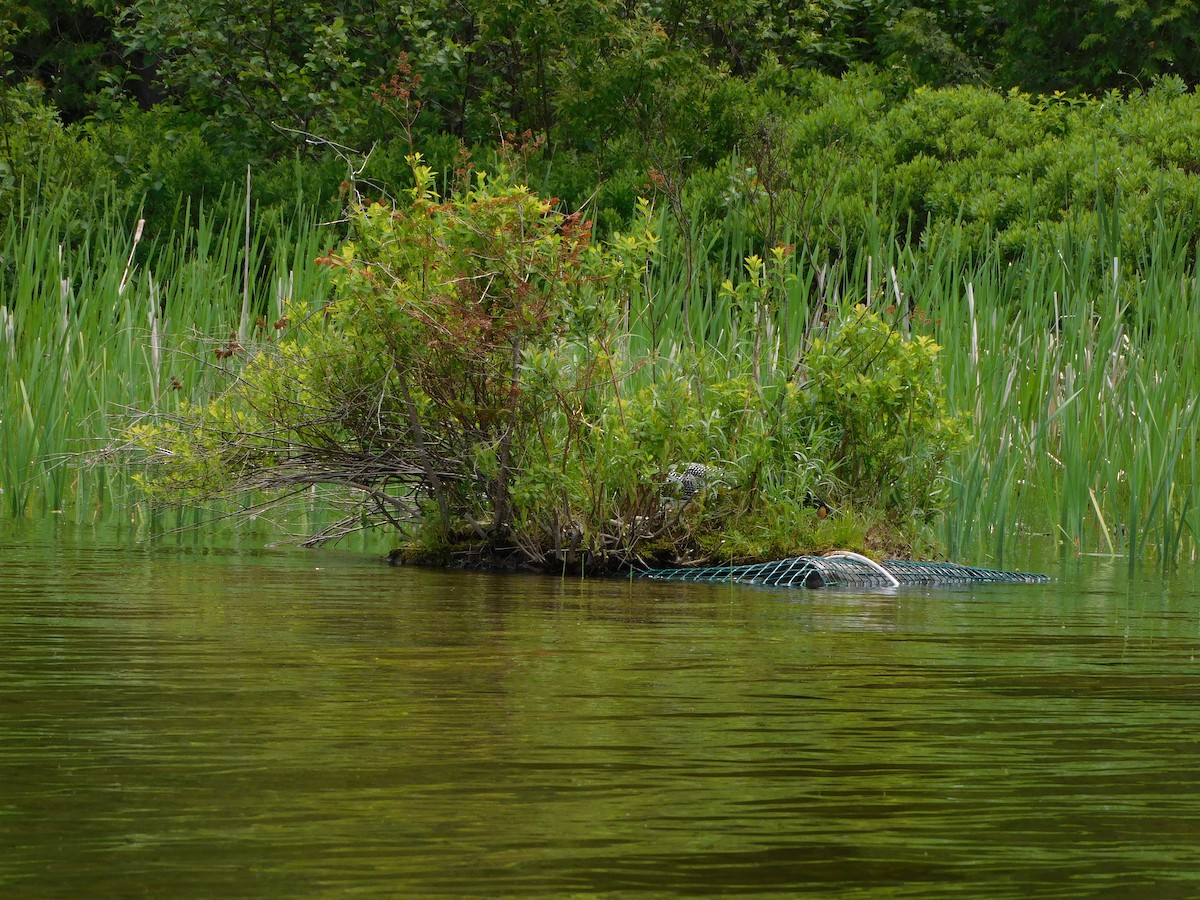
2, 529, 1200, 896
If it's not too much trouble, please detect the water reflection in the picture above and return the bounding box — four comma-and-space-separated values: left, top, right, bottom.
2, 525, 1200, 896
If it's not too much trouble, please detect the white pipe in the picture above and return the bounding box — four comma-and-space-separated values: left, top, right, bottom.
824, 551, 900, 588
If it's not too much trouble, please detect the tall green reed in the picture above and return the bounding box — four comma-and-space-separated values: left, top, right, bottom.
0, 183, 333, 523
637, 190, 1200, 568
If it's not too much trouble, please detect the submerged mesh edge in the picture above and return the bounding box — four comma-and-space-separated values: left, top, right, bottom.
642, 556, 1048, 587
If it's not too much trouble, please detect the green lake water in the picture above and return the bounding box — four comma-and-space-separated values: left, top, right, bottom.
3, 522, 1200, 897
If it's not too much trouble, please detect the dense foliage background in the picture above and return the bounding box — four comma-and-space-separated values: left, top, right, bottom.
7, 0, 1200, 238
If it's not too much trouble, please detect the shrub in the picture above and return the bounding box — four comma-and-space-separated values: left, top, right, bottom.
805, 305, 968, 518
126, 153, 965, 567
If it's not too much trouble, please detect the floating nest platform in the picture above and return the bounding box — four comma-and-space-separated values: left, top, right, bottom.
643, 553, 1048, 590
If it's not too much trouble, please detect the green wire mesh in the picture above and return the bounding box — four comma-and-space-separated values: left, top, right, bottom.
643, 556, 1048, 589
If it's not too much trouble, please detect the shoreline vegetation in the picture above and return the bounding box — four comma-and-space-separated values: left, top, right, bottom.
8, 4, 1200, 570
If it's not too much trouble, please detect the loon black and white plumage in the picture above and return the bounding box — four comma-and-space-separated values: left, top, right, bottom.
666, 462, 715, 500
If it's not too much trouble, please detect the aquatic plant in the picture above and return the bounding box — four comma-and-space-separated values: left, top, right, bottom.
0, 179, 331, 524
627, 159, 1200, 569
